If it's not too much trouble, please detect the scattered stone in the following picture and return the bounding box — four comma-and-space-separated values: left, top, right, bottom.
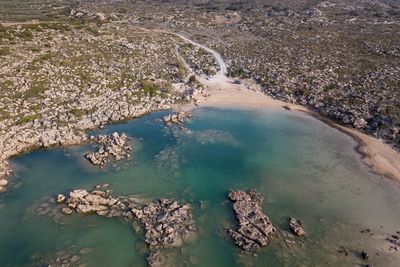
147, 250, 176, 267
61, 207, 73, 215
162, 111, 191, 126
289, 218, 306, 236
227, 190, 275, 251
386, 232, 400, 251
56, 185, 197, 266
30, 247, 84, 267
85, 133, 132, 167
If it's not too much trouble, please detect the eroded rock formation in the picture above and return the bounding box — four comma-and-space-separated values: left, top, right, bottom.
56, 185, 196, 266
289, 217, 306, 236
228, 190, 275, 251
85, 133, 132, 166
162, 111, 191, 126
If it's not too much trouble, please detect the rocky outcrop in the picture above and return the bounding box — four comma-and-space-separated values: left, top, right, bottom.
85, 133, 132, 166
162, 111, 191, 126
289, 217, 306, 236
131, 198, 196, 249
56, 185, 196, 266
0, 20, 209, 194
65, 189, 119, 215
228, 190, 275, 251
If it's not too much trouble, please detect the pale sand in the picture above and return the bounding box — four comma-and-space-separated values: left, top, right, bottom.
178, 73, 400, 182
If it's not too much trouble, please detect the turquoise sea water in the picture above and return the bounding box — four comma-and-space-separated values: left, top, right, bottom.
0, 107, 399, 266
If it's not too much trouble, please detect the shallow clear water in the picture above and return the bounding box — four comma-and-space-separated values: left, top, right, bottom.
1, 107, 400, 266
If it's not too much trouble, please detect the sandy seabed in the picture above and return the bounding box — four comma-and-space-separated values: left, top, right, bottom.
178, 73, 400, 183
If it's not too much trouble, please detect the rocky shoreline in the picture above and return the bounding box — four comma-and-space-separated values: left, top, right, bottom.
0, 16, 211, 194
0, 86, 205, 193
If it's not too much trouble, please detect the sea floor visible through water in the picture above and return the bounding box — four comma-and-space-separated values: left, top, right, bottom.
0, 107, 399, 266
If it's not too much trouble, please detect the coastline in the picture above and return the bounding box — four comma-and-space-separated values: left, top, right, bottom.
0, 26, 399, 193
178, 73, 400, 183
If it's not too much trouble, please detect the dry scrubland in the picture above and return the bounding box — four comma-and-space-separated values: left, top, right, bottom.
0, 0, 400, 186
83, 0, 400, 148
0, 9, 219, 188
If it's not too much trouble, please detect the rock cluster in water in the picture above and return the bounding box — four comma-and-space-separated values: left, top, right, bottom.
0, 178, 8, 192
131, 198, 196, 248
85, 133, 132, 166
228, 190, 276, 251
289, 217, 306, 236
56, 185, 196, 267
30, 246, 94, 267
162, 111, 191, 126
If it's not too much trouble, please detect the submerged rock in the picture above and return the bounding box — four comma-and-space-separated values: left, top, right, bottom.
0, 178, 8, 192
162, 111, 191, 126
289, 217, 306, 236
30, 246, 89, 267
85, 132, 132, 167
228, 190, 275, 251
61, 207, 73, 215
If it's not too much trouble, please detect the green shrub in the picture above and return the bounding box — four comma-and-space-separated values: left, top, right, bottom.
18, 114, 39, 124
141, 80, 158, 96
24, 82, 46, 98
71, 108, 86, 117
177, 60, 187, 79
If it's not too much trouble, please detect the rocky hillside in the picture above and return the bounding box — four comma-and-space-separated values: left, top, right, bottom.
82, 0, 400, 149
0, 13, 217, 189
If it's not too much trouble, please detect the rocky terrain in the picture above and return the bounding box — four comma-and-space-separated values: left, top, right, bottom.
0, 10, 219, 192
2, 1, 399, 191
82, 0, 400, 149
85, 132, 131, 166
228, 190, 276, 251
162, 111, 192, 126
56, 184, 197, 266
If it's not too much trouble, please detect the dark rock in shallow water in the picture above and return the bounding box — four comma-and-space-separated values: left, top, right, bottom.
361, 251, 369, 260
228, 190, 275, 251
289, 217, 306, 236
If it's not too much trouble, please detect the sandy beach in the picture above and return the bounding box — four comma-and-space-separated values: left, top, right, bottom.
179, 73, 400, 183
